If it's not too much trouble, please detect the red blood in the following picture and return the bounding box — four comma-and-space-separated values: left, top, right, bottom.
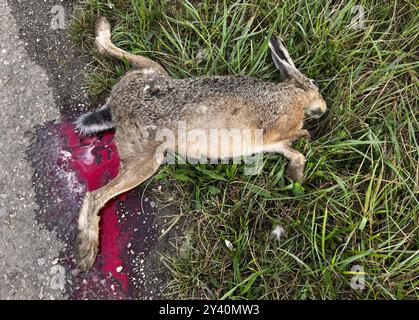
47, 122, 156, 299
56, 123, 128, 296
34, 121, 159, 299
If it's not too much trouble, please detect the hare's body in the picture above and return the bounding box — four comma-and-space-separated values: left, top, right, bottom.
110, 73, 304, 128
75, 17, 327, 271
108, 72, 308, 158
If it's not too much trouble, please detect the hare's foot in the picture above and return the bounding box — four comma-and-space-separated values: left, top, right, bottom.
76, 228, 99, 272
287, 129, 311, 143
95, 16, 111, 39
298, 129, 311, 141
286, 161, 305, 183
76, 193, 100, 271
262, 141, 307, 183
279, 143, 306, 183
75, 144, 165, 271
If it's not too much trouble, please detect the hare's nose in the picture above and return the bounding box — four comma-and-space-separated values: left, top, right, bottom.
310, 107, 326, 118
306, 100, 327, 119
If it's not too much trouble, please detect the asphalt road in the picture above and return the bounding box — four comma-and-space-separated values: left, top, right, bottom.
0, 0, 66, 299
0, 0, 172, 299
1, 0, 103, 299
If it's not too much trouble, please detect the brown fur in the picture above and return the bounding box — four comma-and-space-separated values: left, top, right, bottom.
76, 17, 327, 271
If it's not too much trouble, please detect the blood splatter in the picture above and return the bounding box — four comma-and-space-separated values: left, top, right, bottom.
28, 120, 160, 299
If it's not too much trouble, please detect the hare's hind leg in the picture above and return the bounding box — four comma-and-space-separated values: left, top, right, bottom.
95, 16, 168, 76
76, 142, 164, 271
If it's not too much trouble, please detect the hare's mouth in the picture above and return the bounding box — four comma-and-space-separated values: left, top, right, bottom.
306, 107, 326, 119
305, 100, 327, 119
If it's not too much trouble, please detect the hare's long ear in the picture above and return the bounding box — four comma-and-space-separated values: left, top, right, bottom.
269, 35, 300, 80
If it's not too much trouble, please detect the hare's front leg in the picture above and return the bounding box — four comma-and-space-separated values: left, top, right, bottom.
264, 129, 309, 182
281, 144, 306, 183
264, 140, 306, 183
76, 144, 164, 271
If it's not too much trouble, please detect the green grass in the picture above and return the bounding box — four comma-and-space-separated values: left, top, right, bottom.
70, 0, 418, 299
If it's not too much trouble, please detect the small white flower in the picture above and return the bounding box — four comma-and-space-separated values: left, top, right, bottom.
225, 239, 233, 250
272, 225, 285, 242
106, 2, 114, 9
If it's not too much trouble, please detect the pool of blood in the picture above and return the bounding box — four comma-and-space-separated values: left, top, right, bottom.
29, 121, 159, 299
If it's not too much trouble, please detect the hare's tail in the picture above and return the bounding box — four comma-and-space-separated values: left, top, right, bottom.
74, 105, 115, 135
95, 16, 168, 76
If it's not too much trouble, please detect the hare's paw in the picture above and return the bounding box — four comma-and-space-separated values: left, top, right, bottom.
286, 163, 304, 183
95, 16, 111, 35
76, 229, 99, 272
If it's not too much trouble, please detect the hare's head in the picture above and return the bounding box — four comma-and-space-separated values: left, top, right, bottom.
269, 35, 327, 118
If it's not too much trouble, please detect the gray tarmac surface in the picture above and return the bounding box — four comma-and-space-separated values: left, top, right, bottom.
1, 0, 98, 299
0, 0, 66, 299
0, 0, 174, 299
